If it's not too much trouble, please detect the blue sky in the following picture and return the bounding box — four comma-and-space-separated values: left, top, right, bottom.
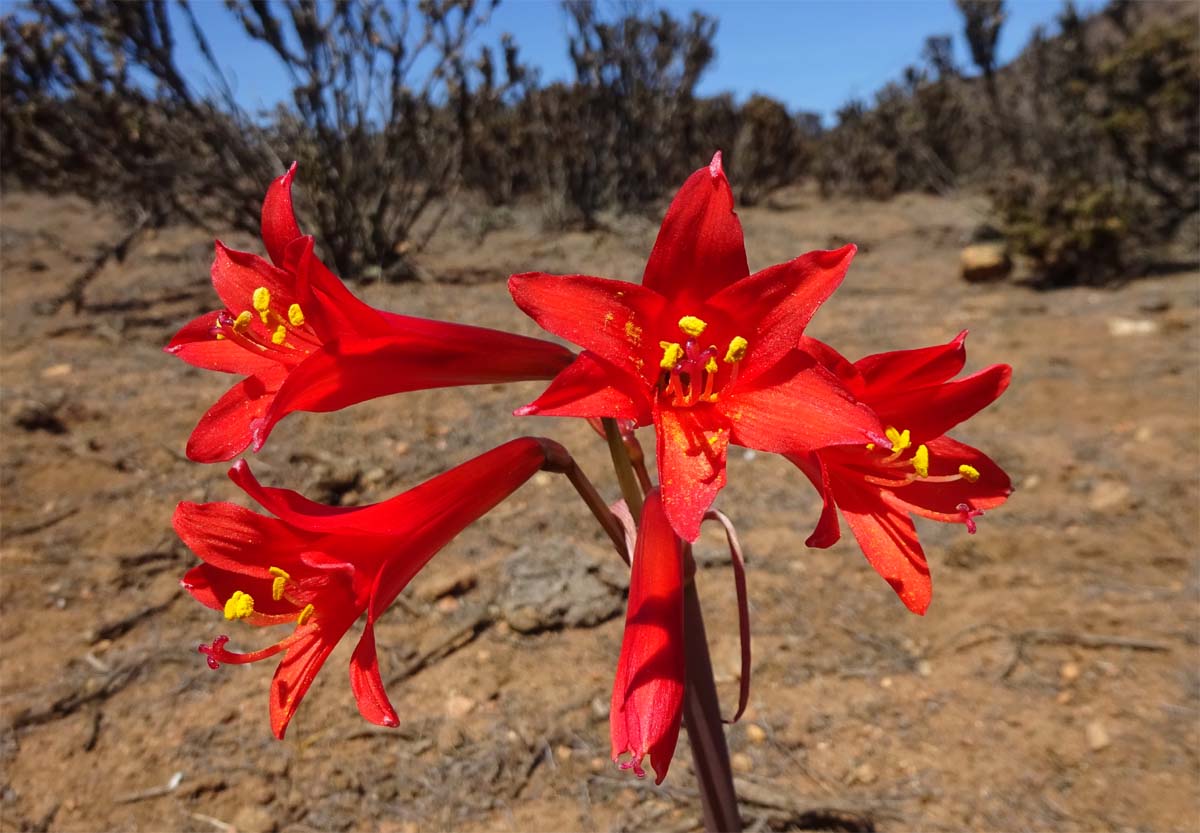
170, 0, 1087, 123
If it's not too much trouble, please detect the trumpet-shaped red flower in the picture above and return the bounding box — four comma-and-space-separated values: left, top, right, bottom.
166, 164, 573, 462
610, 489, 685, 784
510, 152, 883, 541
176, 438, 555, 738
792, 333, 1012, 614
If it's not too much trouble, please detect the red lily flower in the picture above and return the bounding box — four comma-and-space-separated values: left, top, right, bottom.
176, 437, 556, 738
792, 333, 1012, 614
166, 164, 573, 462
610, 488, 685, 784
510, 152, 883, 541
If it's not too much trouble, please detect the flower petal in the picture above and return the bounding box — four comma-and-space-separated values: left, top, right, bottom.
262, 162, 303, 268
787, 452, 842, 548
724, 350, 884, 455
610, 489, 685, 784
853, 331, 968, 393
174, 498, 315, 577
706, 245, 856, 382
349, 622, 399, 728
642, 151, 749, 304
838, 482, 932, 615
165, 311, 281, 377
516, 351, 651, 423
269, 629, 342, 739
509, 272, 666, 369
210, 241, 297, 318
185, 374, 283, 463
251, 328, 572, 452
654, 403, 730, 542
874, 364, 1012, 442
798, 336, 860, 385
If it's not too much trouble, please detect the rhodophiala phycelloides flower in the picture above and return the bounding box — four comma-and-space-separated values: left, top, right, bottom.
166, 164, 573, 462
792, 333, 1012, 614
176, 438, 562, 738
510, 152, 883, 542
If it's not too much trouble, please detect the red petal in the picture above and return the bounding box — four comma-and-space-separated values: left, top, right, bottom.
609, 489, 685, 784
269, 629, 341, 739
853, 331, 968, 393
210, 241, 296, 318
509, 272, 666, 369
798, 336, 860, 385
642, 152, 749, 304
885, 436, 1012, 520
165, 311, 281, 377
293, 238, 392, 340
787, 452, 842, 548
516, 351, 651, 423
706, 246, 856, 383
180, 563, 298, 618
349, 622, 399, 728
252, 330, 571, 451
838, 483, 932, 615
875, 364, 1012, 442
262, 163, 303, 268
174, 498, 315, 576
185, 374, 283, 463
723, 350, 884, 455
654, 403, 729, 542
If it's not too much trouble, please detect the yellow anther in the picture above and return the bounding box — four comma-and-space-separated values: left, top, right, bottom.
884, 426, 911, 453
724, 336, 748, 364
659, 341, 684, 370
252, 287, 271, 312
912, 444, 930, 478
288, 303, 305, 327
678, 316, 708, 337
269, 566, 291, 601
959, 464, 981, 482
296, 604, 315, 626
271, 325, 287, 345
705, 356, 718, 375
866, 442, 875, 450
233, 310, 253, 332
223, 590, 255, 620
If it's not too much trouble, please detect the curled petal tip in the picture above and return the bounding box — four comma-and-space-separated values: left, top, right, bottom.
708, 150, 723, 179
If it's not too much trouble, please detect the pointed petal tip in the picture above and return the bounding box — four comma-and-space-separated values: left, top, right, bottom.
708, 150, 724, 179
513, 404, 539, 417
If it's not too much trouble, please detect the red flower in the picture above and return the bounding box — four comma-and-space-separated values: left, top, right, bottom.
792, 333, 1012, 614
510, 152, 883, 541
610, 489, 685, 784
166, 164, 573, 462
176, 438, 556, 738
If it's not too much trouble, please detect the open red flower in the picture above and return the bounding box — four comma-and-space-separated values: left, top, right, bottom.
610, 488, 685, 784
791, 333, 1012, 614
166, 164, 573, 462
510, 152, 883, 541
176, 437, 556, 738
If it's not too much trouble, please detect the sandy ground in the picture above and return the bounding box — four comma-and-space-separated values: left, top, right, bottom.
1, 184, 1197, 832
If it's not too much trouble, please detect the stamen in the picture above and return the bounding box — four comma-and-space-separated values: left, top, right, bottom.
269, 567, 291, 601
659, 341, 684, 370
959, 464, 981, 482
724, 336, 748, 364
678, 316, 708, 337
271, 325, 287, 345
288, 303, 305, 327
884, 427, 911, 454
233, 310, 253, 332
253, 287, 272, 324
912, 444, 930, 478
702, 358, 719, 401
223, 590, 255, 620
666, 373, 686, 402
296, 604, 315, 626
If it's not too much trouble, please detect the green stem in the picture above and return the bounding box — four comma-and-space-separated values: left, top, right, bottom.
602, 417, 643, 522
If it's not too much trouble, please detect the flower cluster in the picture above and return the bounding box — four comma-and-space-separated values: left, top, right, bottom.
169, 155, 1010, 783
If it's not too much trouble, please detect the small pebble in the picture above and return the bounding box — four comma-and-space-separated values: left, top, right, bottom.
731, 753, 753, 773
745, 724, 767, 745
1060, 661, 1081, 684
444, 695, 475, 719
1086, 720, 1111, 751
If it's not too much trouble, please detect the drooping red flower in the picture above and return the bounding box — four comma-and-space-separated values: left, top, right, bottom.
610, 488, 685, 784
791, 333, 1012, 614
510, 152, 883, 541
176, 437, 556, 738
166, 164, 573, 462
